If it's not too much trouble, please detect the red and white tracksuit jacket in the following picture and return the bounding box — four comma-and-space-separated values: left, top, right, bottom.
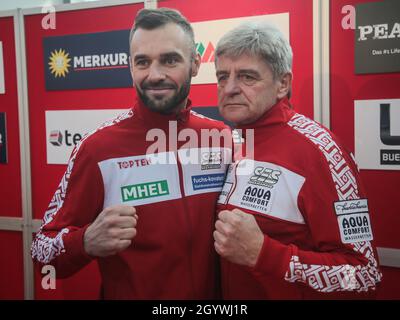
217, 98, 382, 299
31, 99, 231, 299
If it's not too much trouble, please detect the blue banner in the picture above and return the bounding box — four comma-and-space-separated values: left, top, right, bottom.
43, 30, 132, 90
191, 173, 225, 191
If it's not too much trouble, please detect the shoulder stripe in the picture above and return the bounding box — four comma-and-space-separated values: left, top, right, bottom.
284, 113, 382, 293
288, 113, 359, 201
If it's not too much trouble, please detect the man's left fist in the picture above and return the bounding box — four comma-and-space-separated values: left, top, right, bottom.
214, 208, 264, 267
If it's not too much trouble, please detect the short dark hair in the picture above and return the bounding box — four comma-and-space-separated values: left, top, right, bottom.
129, 8, 196, 57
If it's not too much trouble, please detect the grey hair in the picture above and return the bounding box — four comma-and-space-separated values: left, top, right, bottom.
215, 22, 293, 80
129, 8, 196, 58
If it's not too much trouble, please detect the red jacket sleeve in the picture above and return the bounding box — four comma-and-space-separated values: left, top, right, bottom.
31, 139, 103, 278
250, 143, 382, 295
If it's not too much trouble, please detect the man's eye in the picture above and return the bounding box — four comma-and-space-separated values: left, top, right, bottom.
239, 74, 257, 85
217, 75, 228, 85
239, 74, 257, 84
135, 60, 149, 67
164, 57, 178, 65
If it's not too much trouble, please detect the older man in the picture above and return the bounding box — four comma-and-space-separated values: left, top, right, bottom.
214, 22, 382, 299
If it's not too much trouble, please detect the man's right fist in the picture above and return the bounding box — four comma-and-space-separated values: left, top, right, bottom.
84, 205, 138, 257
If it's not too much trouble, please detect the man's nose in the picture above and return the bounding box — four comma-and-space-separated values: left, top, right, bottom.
224, 76, 241, 96
147, 63, 166, 82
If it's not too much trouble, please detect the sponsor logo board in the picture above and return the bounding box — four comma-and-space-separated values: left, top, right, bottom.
355, 99, 400, 170
179, 147, 231, 196
43, 30, 131, 90
43, 14, 289, 89
99, 152, 182, 208
334, 199, 373, 243
355, 1, 400, 74
220, 159, 305, 224
45, 109, 126, 164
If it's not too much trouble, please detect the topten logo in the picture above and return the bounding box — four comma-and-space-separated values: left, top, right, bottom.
48, 48, 129, 78
117, 158, 152, 169
196, 42, 215, 63
49, 129, 82, 147
248, 166, 281, 188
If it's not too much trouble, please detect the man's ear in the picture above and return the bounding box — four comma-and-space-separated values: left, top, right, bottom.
277, 72, 293, 99
191, 52, 201, 77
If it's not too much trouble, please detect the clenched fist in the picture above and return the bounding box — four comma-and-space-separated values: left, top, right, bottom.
214, 208, 264, 267
84, 205, 138, 257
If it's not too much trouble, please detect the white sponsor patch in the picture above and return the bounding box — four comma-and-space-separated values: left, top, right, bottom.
334, 199, 369, 215
222, 159, 306, 224
46, 109, 126, 164
218, 164, 235, 205
99, 152, 182, 208
178, 147, 231, 196
355, 99, 400, 170
334, 199, 373, 243
192, 13, 289, 84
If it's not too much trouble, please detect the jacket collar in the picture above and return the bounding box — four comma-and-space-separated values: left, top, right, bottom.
236, 97, 294, 131
133, 97, 192, 127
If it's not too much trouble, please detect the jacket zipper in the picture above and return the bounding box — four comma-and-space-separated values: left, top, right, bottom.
175, 120, 197, 299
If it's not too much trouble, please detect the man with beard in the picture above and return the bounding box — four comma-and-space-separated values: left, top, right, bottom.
31, 8, 230, 299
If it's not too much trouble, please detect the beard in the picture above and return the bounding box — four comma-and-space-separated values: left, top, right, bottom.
136, 70, 192, 115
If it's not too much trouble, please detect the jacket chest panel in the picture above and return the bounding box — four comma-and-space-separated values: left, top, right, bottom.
99, 148, 231, 209
218, 158, 306, 225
